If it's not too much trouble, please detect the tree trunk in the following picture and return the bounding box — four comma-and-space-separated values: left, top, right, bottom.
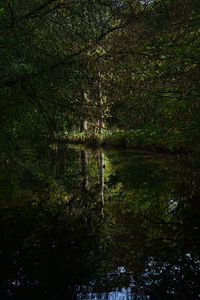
98, 73, 104, 135
81, 119, 88, 132
80, 91, 88, 133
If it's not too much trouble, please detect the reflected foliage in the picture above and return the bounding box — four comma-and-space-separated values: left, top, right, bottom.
0, 148, 199, 299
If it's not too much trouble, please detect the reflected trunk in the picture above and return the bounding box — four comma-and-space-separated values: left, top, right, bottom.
99, 151, 105, 216
81, 150, 89, 190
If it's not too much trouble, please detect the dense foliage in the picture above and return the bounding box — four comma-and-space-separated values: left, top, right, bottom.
1, 0, 200, 152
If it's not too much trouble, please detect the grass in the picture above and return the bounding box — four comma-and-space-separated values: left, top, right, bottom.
65, 128, 192, 153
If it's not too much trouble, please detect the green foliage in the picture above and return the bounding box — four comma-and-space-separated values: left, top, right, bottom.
0, 0, 200, 153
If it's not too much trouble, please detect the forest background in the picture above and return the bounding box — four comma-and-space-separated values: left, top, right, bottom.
1, 0, 200, 154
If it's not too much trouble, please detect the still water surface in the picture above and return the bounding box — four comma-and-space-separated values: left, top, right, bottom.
0, 147, 199, 299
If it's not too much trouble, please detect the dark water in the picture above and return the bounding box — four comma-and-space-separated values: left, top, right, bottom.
0, 146, 200, 299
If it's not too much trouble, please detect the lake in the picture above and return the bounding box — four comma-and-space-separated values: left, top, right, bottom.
0, 146, 199, 299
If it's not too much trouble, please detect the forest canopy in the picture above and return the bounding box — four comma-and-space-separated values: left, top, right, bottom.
1, 0, 200, 153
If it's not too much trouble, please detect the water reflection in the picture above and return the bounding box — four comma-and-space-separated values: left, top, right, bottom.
77, 288, 149, 300
0, 147, 199, 299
